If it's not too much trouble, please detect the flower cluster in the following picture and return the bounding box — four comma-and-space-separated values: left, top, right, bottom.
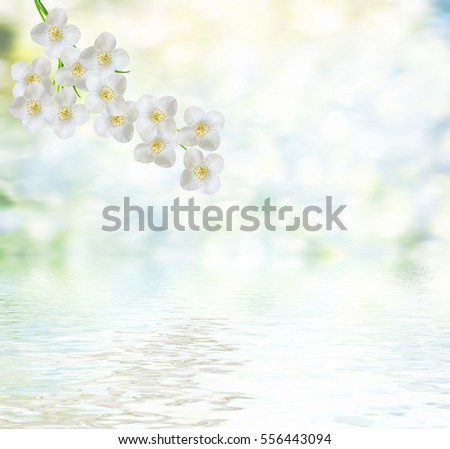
9, 3, 225, 194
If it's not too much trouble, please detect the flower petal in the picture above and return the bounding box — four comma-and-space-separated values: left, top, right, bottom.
158, 96, 177, 117
62, 24, 81, 45
133, 143, 154, 163
125, 101, 138, 123
72, 105, 90, 125
11, 61, 30, 81
42, 79, 54, 95
184, 148, 204, 169
76, 78, 88, 91
43, 100, 58, 123
199, 129, 220, 151
60, 46, 80, 66
45, 8, 68, 27
31, 22, 49, 46
112, 123, 134, 143
57, 87, 76, 106
25, 83, 46, 100
200, 173, 221, 194
32, 57, 51, 79
137, 94, 157, 115
107, 97, 126, 115
180, 170, 201, 191
85, 93, 104, 113
160, 118, 177, 135
206, 110, 225, 131
44, 40, 66, 59
12, 81, 27, 98
178, 127, 198, 147
23, 115, 45, 133
164, 139, 178, 151
184, 106, 205, 125
55, 67, 75, 87
155, 148, 176, 168
54, 121, 75, 139
205, 153, 224, 174
136, 116, 153, 136
139, 127, 158, 143
9, 97, 27, 120
85, 72, 104, 92
108, 74, 127, 95
97, 64, 115, 76
94, 116, 112, 137
80, 47, 98, 70
112, 49, 129, 70
95, 32, 116, 51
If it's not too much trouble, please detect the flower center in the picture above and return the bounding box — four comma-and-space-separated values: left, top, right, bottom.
48, 25, 64, 42
99, 86, 115, 102
71, 62, 87, 79
194, 122, 211, 138
110, 115, 125, 128
58, 106, 73, 122
26, 100, 42, 116
150, 108, 166, 124
26, 73, 42, 85
193, 164, 209, 181
150, 138, 166, 155
97, 50, 112, 66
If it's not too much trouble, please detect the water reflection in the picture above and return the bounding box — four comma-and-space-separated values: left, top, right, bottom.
0, 261, 449, 428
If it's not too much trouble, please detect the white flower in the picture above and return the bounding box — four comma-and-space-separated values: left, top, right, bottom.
9, 83, 51, 133
178, 107, 225, 151
94, 98, 138, 143
136, 95, 177, 136
85, 73, 127, 113
180, 148, 223, 194
55, 47, 94, 90
31, 8, 81, 59
82, 32, 129, 75
11, 57, 53, 98
44, 88, 89, 139
134, 128, 177, 168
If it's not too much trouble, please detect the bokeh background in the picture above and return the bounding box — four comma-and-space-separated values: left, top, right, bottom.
0, 0, 449, 429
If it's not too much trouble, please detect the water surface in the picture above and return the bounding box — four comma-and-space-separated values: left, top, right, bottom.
0, 261, 449, 428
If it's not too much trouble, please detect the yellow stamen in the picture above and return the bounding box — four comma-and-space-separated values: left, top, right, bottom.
48, 25, 64, 42
71, 62, 87, 79
193, 164, 209, 181
97, 50, 112, 66
150, 108, 166, 124
99, 86, 115, 102
150, 138, 166, 155
58, 106, 73, 122
26, 100, 42, 116
194, 122, 211, 138
110, 115, 125, 128
26, 73, 42, 85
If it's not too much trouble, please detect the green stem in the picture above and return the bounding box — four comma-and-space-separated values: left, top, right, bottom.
34, 0, 46, 20
56, 58, 63, 92
73, 85, 81, 98
37, 0, 48, 15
